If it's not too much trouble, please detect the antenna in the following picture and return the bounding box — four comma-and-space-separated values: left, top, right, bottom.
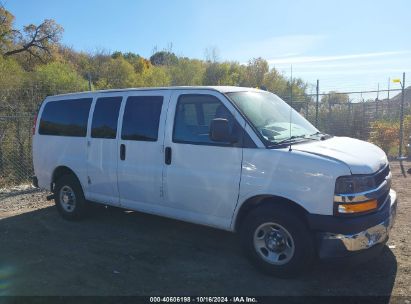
289, 65, 293, 152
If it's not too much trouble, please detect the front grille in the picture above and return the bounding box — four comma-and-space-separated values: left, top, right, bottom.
374, 164, 390, 186
376, 189, 390, 209
375, 164, 391, 210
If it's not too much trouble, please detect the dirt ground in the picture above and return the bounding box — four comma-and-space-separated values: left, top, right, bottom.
0, 161, 410, 297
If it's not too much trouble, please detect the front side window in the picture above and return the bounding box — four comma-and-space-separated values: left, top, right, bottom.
39, 98, 92, 137
173, 94, 240, 145
91, 97, 122, 139
227, 91, 318, 146
121, 96, 163, 141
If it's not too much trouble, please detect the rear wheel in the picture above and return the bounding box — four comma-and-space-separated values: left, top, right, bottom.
54, 174, 88, 220
240, 204, 314, 277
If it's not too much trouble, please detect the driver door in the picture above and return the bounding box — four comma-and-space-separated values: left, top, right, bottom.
162, 90, 252, 229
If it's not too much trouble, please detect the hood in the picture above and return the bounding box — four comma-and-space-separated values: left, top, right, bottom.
292, 136, 388, 174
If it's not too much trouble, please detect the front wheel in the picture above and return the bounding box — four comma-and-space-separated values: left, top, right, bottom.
240, 204, 314, 277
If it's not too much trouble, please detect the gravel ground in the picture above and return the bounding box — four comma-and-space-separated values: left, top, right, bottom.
0, 161, 410, 298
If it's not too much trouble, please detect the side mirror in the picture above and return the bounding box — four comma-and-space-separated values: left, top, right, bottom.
209, 118, 237, 143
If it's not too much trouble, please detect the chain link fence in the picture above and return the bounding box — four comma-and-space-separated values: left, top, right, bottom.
285, 89, 411, 157
1, 86, 410, 190
287, 90, 407, 137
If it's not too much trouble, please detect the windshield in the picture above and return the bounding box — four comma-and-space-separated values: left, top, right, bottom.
226, 91, 319, 145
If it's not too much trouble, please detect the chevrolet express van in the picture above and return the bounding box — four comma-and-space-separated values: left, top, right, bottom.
32, 86, 397, 277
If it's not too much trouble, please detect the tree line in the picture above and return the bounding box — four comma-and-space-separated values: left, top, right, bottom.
0, 5, 309, 110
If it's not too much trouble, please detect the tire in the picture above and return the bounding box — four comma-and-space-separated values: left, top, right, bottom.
54, 174, 88, 220
239, 204, 314, 278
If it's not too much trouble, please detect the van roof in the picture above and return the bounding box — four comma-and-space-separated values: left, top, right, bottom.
48, 86, 260, 99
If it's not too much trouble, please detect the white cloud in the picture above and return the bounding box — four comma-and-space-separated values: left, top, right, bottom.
268, 50, 411, 93
224, 34, 326, 62
267, 50, 410, 65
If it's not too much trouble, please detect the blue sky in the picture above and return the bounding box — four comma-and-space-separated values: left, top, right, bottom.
5, 0, 411, 96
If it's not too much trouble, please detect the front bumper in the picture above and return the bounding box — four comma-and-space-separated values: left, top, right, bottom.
311, 189, 397, 259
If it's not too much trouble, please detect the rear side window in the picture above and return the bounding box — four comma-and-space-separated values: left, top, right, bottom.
121, 96, 163, 141
91, 97, 122, 139
39, 98, 92, 137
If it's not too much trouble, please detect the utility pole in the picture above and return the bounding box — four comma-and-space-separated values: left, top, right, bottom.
399, 72, 406, 159
315, 80, 319, 128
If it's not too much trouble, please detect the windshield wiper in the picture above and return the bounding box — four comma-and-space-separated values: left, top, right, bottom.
308, 131, 331, 140
271, 135, 310, 145
268, 131, 331, 147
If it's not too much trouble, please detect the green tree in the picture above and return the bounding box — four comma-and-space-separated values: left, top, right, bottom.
86, 51, 111, 84
242, 57, 269, 88
124, 52, 151, 74
204, 62, 228, 85
0, 5, 15, 55
94, 57, 137, 89
203, 61, 245, 86
56, 46, 92, 77
0, 55, 25, 112
139, 65, 171, 87
150, 51, 178, 66
169, 58, 205, 85
262, 69, 288, 95
0, 55, 24, 91
321, 91, 350, 104
110, 51, 153, 75
32, 61, 88, 95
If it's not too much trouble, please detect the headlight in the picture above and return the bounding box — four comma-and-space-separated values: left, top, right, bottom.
334, 175, 376, 195
334, 175, 379, 215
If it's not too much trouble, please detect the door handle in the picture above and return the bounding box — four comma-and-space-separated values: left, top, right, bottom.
165, 147, 172, 165
120, 144, 126, 160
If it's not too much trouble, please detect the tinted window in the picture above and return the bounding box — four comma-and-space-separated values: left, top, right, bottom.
39, 98, 92, 137
91, 97, 122, 139
173, 94, 239, 145
121, 96, 163, 141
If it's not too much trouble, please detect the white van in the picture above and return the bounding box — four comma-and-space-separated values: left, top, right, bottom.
32, 86, 397, 277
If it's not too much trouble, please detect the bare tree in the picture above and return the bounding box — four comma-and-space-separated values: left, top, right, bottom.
3, 19, 63, 60
0, 4, 63, 61
204, 46, 219, 63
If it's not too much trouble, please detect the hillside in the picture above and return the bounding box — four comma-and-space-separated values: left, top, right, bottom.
390, 85, 411, 104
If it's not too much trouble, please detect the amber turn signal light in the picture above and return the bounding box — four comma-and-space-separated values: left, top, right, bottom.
338, 199, 378, 214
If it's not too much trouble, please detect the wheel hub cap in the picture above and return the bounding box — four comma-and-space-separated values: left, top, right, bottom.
253, 222, 295, 265
266, 232, 286, 252
62, 194, 70, 204
59, 185, 76, 213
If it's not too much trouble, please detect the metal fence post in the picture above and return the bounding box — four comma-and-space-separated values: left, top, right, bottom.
88, 73, 92, 91
407, 136, 411, 160
0, 131, 4, 173
362, 95, 366, 139
315, 79, 319, 127
327, 95, 332, 133
348, 100, 352, 134
399, 72, 406, 158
